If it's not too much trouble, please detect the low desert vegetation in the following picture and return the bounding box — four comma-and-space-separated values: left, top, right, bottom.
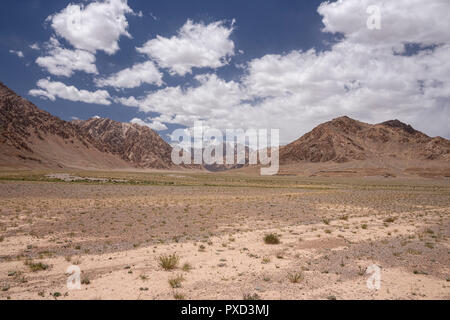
243, 293, 261, 300
181, 263, 193, 272
264, 233, 280, 244
168, 274, 185, 288
287, 271, 304, 283
81, 275, 90, 285
158, 254, 180, 270
140, 274, 149, 281
173, 292, 186, 300
24, 260, 50, 272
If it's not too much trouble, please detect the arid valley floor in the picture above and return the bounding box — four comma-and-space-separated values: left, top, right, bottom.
0, 170, 449, 300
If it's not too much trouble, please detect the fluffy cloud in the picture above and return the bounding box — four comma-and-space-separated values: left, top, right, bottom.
29, 79, 111, 105
9, 50, 24, 58
318, 0, 450, 50
117, 74, 248, 126
36, 0, 135, 77
29, 43, 40, 51
137, 19, 235, 76
117, 0, 450, 142
36, 38, 97, 77
95, 61, 163, 89
130, 118, 168, 131
47, 0, 134, 55
242, 43, 450, 141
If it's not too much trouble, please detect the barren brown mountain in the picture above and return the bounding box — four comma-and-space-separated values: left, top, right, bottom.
1, 81, 449, 175
0, 82, 172, 170
280, 116, 450, 164
73, 118, 173, 169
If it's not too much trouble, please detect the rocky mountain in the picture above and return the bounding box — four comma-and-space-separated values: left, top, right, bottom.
1, 81, 449, 173
72, 118, 173, 169
0, 82, 173, 170
280, 116, 450, 164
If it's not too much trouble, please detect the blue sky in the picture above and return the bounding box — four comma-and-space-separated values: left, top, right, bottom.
1, 0, 449, 143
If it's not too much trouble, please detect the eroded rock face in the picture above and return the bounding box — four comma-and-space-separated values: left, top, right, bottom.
0, 81, 174, 169
73, 118, 173, 169
0, 82, 91, 154
280, 116, 450, 164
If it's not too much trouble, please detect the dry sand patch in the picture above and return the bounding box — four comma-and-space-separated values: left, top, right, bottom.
0, 175, 449, 300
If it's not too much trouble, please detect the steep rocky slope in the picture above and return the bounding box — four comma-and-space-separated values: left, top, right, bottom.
280, 116, 450, 164
73, 118, 172, 169
0, 82, 173, 170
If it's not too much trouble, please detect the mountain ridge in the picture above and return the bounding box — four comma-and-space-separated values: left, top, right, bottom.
1, 82, 449, 173
0, 81, 173, 170
279, 116, 450, 164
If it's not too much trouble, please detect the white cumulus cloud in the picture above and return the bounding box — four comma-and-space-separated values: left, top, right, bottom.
9, 50, 24, 58
47, 0, 134, 55
137, 19, 235, 76
29, 79, 111, 105
95, 61, 163, 89
36, 38, 97, 77
117, 74, 247, 126
130, 117, 168, 131
318, 0, 450, 50
29, 43, 40, 51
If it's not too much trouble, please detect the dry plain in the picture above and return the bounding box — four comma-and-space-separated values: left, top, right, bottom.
0, 170, 449, 300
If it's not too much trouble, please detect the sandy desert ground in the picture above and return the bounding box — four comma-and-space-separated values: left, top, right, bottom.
0, 170, 449, 300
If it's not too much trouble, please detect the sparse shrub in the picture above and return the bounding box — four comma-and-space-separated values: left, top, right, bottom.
182, 263, 192, 272
174, 293, 185, 300
262, 257, 271, 264
168, 274, 185, 288
264, 233, 280, 245
158, 254, 180, 270
425, 242, 434, 249
140, 274, 149, 281
287, 271, 304, 283
413, 270, 428, 275
24, 260, 50, 272
407, 248, 422, 255
81, 275, 90, 285
243, 293, 261, 300
7, 270, 17, 277
361, 224, 368, 230
383, 217, 396, 223
357, 266, 365, 276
